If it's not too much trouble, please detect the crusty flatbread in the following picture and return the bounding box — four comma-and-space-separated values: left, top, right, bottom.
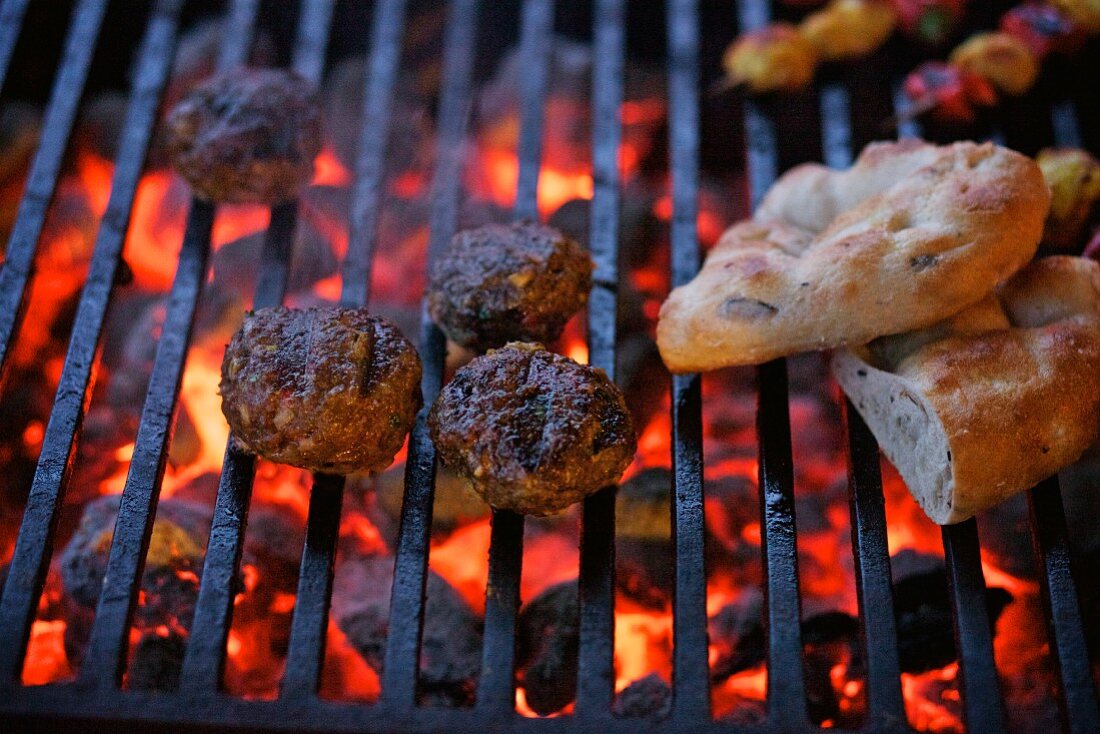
833, 256, 1100, 524
657, 141, 1050, 372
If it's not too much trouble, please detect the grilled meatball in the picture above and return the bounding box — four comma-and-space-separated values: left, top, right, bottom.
427, 221, 593, 352
428, 343, 635, 516
166, 68, 322, 204
220, 307, 421, 474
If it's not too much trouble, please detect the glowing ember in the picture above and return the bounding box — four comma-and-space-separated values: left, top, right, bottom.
0, 39, 1067, 734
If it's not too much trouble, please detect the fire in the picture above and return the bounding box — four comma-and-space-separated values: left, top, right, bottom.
0, 38, 1058, 733
122, 171, 189, 290
312, 148, 352, 188
476, 144, 594, 219
21, 620, 72, 686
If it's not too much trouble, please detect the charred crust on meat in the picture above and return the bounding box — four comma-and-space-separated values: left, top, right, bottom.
426, 221, 593, 352
428, 343, 636, 516
219, 306, 421, 474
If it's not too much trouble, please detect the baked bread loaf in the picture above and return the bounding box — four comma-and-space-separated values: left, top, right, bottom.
657, 140, 1050, 372
833, 256, 1100, 524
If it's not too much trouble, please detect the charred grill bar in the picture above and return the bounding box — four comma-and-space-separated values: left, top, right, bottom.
0, 0, 1096, 732
0, 0, 182, 681
476, 0, 551, 716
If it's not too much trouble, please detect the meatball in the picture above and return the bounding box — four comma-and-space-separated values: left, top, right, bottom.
428, 343, 635, 516
426, 221, 593, 352
220, 307, 421, 474
166, 68, 323, 204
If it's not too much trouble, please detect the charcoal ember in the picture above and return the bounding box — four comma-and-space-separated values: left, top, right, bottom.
480, 38, 592, 138
786, 351, 837, 402
801, 611, 861, 727
718, 697, 767, 726
60, 496, 208, 666
332, 553, 482, 707
59, 493, 302, 671
127, 631, 186, 691
708, 588, 765, 681
517, 580, 579, 715
704, 473, 763, 583
889, 548, 943, 580
167, 472, 220, 506
109, 286, 247, 416
365, 462, 489, 541
233, 501, 306, 627
617, 468, 671, 542
548, 195, 662, 272
976, 493, 1038, 580
891, 550, 1013, 674
60, 495, 206, 615
76, 93, 128, 160
0, 102, 40, 192
321, 55, 434, 174
616, 469, 672, 608
210, 215, 339, 302
616, 334, 667, 434
613, 673, 671, 719
787, 391, 843, 468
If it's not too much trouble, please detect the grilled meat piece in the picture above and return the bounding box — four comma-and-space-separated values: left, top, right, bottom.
220, 306, 421, 474
166, 68, 322, 204
428, 343, 635, 516
426, 221, 593, 352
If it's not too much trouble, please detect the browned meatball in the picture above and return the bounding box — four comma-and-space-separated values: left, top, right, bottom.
426, 221, 593, 352
428, 343, 635, 516
220, 307, 421, 474
166, 68, 323, 204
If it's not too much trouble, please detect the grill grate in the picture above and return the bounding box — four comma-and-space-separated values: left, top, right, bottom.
0, 0, 1096, 732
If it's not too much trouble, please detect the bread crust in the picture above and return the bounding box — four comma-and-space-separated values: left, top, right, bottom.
833, 257, 1100, 524
657, 141, 1050, 372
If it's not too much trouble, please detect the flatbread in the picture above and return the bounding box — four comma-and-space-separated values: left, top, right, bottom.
833, 256, 1100, 524
657, 141, 1050, 371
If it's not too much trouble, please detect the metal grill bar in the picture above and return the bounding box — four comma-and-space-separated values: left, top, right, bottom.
176, 0, 301, 695
574, 0, 624, 717
820, 81, 906, 726
736, 0, 809, 726
66, 0, 191, 689
476, 0, 554, 714
270, 0, 349, 700
218, 0, 261, 73
843, 405, 906, 725
891, 96, 1009, 734
0, 0, 166, 685
282, 0, 408, 692
477, 509, 524, 713
178, 434, 255, 691
340, 0, 408, 309
282, 473, 344, 699
666, 0, 710, 722
292, 0, 336, 88
0, 0, 108, 381
1027, 478, 1100, 734
379, 0, 478, 709
512, 0, 553, 223
754, 358, 809, 726
1026, 98, 1100, 733
0, 0, 29, 91
941, 521, 1007, 732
